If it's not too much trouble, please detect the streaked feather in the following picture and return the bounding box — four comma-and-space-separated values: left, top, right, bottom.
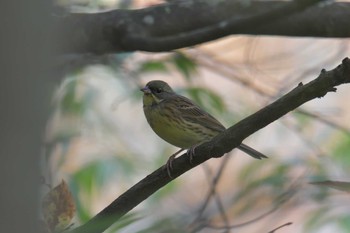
166, 94, 225, 133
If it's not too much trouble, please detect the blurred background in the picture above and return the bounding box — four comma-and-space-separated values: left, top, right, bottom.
44, 0, 350, 232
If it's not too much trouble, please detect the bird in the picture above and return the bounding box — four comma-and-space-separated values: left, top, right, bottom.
140, 80, 267, 177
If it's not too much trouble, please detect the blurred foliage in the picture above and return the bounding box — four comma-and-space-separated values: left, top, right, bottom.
60, 78, 93, 115
137, 53, 225, 116
185, 87, 226, 115
107, 213, 142, 233
333, 134, 350, 167
304, 207, 331, 232
49, 55, 350, 232
337, 215, 350, 233
171, 52, 198, 81
234, 161, 290, 216
293, 111, 313, 128
69, 157, 136, 221
46, 2, 350, 232
137, 52, 198, 80
139, 61, 169, 73
136, 217, 188, 233
305, 211, 350, 233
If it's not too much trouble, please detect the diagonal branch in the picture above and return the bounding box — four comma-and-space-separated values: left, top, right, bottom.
68, 58, 350, 233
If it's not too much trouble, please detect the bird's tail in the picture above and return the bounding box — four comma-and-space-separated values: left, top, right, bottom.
237, 143, 268, 160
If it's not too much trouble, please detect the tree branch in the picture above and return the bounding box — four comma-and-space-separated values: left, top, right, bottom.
68, 58, 350, 233
54, 0, 350, 54
122, 0, 324, 51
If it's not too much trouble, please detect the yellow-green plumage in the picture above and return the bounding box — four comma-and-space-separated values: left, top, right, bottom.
144, 96, 219, 148
141, 80, 267, 160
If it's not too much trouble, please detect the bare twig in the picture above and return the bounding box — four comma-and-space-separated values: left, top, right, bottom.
204, 185, 296, 230
192, 49, 350, 135
268, 222, 293, 233
295, 109, 350, 136
204, 175, 302, 231
189, 155, 232, 233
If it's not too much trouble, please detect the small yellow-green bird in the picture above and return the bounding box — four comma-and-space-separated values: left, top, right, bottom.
141, 80, 267, 175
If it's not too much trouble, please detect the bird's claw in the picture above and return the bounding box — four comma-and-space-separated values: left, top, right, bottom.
165, 149, 184, 178
188, 146, 196, 164
166, 154, 177, 178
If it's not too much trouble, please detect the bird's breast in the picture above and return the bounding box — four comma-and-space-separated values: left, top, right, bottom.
143, 104, 217, 148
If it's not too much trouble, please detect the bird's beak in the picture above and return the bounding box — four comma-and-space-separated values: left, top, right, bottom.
140, 86, 151, 94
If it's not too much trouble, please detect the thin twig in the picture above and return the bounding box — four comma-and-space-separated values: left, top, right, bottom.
204, 176, 300, 231
268, 222, 293, 233
189, 155, 232, 233
190, 49, 350, 136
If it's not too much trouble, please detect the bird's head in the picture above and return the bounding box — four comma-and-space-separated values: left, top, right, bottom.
140, 80, 175, 106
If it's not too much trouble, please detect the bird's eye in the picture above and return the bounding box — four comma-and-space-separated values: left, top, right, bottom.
154, 88, 162, 93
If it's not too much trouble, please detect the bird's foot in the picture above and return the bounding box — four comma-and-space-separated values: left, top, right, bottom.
166, 148, 184, 178
187, 145, 198, 164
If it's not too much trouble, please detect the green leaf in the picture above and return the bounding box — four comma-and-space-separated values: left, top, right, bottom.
305, 214, 350, 233
171, 52, 197, 80
238, 159, 264, 182
185, 87, 226, 114
69, 157, 136, 223
72, 157, 135, 192
60, 80, 90, 115
150, 179, 178, 202
337, 215, 350, 232
304, 207, 329, 232
139, 61, 168, 73
69, 179, 92, 222
72, 163, 96, 193
108, 213, 143, 232
333, 134, 350, 166
233, 163, 289, 215
293, 111, 312, 127
136, 217, 184, 233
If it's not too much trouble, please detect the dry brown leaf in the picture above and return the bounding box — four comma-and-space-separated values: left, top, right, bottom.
42, 180, 75, 232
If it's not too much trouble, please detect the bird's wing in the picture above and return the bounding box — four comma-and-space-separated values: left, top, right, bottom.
170, 95, 225, 133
